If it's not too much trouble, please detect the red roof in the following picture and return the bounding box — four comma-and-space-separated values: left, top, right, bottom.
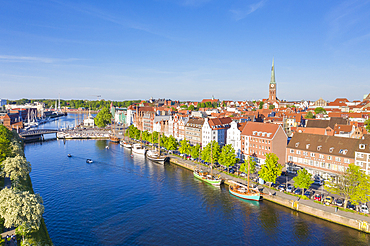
241, 122, 280, 139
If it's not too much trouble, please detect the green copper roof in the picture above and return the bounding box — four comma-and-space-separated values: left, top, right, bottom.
270, 58, 276, 84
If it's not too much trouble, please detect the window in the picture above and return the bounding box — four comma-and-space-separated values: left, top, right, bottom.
310, 153, 315, 157
319, 154, 324, 159
290, 149, 294, 153
317, 146, 322, 151
335, 157, 341, 162
306, 144, 310, 149
344, 158, 350, 164
327, 163, 331, 169
360, 144, 365, 149
327, 156, 332, 160
295, 142, 300, 147
296, 150, 301, 154
303, 151, 308, 156
309, 160, 313, 166
314, 161, 319, 167
356, 161, 362, 166
288, 156, 293, 161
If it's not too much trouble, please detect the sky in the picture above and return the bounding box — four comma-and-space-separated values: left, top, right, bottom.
1, 0, 370, 102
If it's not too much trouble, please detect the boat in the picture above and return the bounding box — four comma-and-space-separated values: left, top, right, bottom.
193, 169, 222, 186
146, 133, 169, 163
86, 159, 93, 164
193, 141, 222, 186
120, 140, 132, 148
132, 143, 146, 155
105, 146, 109, 149
67, 154, 72, 157
228, 181, 262, 201
109, 135, 120, 143
228, 157, 262, 201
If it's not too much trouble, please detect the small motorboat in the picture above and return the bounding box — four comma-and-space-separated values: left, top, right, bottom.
67, 154, 72, 157
105, 146, 109, 149
86, 159, 93, 164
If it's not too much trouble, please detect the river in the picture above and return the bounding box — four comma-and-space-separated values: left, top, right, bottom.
24, 114, 370, 245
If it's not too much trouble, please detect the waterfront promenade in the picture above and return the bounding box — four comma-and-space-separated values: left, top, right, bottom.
168, 154, 370, 232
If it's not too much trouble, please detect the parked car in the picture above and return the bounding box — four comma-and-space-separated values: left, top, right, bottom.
304, 190, 313, 199
347, 201, 356, 210
360, 204, 369, 214
314, 194, 322, 202
313, 179, 324, 186
286, 184, 294, 193
278, 184, 286, 192
335, 198, 344, 207
240, 172, 246, 177
294, 188, 302, 195
324, 196, 334, 205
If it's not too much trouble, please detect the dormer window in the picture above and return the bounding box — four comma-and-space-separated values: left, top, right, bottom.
317, 145, 322, 151
295, 142, 299, 147
329, 147, 334, 153
360, 144, 365, 150
306, 144, 310, 149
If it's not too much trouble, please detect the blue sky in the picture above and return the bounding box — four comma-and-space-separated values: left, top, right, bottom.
1, 0, 370, 102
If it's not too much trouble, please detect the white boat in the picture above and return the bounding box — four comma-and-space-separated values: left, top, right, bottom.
132, 143, 146, 155
147, 150, 169, 163
120, 140, 132, 148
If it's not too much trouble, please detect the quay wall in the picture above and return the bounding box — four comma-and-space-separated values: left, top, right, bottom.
169, 155, 370, 234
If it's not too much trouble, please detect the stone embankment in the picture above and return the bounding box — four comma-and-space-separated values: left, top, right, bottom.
57, 129, 111, 139
168, 154, 370, 233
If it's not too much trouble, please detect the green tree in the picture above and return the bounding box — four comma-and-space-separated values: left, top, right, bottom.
258, 153, 283, 187
2, 155, 31, 184
165, 135, 178, 150
314, 107, 327, 115
365, 119, 370, 132
269, 104, 275, 109
240, 157, 256, 176
94, 107, 112, 128
190, 144, 201, 160
0, 188, 44, 231
325, 164, 370, 208
0, 125, 12, 163
259, 101, 264, 109
10, 140, 24, 157
201, 141, 221, 164
218, 144, 237, 172
293, 169, 313, 196
188, 105, 195, 111
305, 111, 315, 119
179, 139, 190, 155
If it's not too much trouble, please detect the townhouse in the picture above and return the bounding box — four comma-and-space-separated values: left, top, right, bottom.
184, 118, 204, 146
241, 122, 287, 165
202, 117, 232, 148
226, 121, 247, 160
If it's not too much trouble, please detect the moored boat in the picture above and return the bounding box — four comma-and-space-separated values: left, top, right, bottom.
147, 150, 169, 163
86, 159, 93, 164
109, 135, 120, 143
132, 143, 146, 155
120, 140, 132, 148
193, 169, 222, 186
228, 181, 262, 201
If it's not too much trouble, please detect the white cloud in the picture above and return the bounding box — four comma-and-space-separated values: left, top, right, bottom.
230, 0, 265, 21
0, 55, 82, 63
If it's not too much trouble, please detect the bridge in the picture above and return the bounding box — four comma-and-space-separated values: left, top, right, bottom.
19, 129, 58, 141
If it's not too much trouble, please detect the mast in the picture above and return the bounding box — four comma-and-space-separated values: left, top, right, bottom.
158, 133, 161, 156
210, 141, 213, 176
247, 158, 250, 192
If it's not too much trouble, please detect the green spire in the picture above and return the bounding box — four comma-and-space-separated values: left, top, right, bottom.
270, 58, 276, 84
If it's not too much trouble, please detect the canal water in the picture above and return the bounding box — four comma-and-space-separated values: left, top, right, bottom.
24, 114, 370, 245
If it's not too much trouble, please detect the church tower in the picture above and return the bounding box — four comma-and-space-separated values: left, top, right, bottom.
268, 58, 277, 103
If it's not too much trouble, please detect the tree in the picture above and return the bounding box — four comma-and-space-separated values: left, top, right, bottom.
190, 144, 201, 160
94, 107, 112, 128
304, 111, 315, 119
188, 105, 195, 111
240, 157, 256, 176
259, 101, 264, 109
0, 188, 44, 231
269, 105, 275, 110
365, 119, 370, 132
325, 164, 370, 208
258, 153, 283, 187
179, 139, 190, 155
0, 125, 12, 163
2, 155, 31, 184
218, 144, 237, 172
201, 141, 220, 164
165, 135, 178, 150
10, 140, 24, 157
314, 107, 327, 115
293, 169, 313, 196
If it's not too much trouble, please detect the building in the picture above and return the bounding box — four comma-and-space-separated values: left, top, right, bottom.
202, 117, 232, 148
286, 133, 362, 179
267, 58, 277, 105
355, 135, 370, 175
185, 118, 204, 146
241, 122, 287, 165
0, 98, 6, 109
83, 112, 95, 127
226, 121, 247, 160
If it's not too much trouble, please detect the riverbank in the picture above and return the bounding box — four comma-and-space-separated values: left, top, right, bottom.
168, 155, 370, 233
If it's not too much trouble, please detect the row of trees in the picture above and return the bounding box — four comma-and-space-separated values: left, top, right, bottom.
7, 98, 141, 111
0, 126, 45, 243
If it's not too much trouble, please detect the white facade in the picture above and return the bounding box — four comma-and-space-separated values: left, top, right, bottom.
126, 108, 135, 126
226, 121, 242, 159
202, 118, 216, 148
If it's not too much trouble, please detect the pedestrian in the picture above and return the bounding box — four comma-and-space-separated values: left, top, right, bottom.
335, 206, 338, 213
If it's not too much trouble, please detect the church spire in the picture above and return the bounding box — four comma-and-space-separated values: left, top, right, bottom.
270, 58, 276, 84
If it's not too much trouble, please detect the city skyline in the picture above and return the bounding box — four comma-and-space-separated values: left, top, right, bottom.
1, 0, 370, 101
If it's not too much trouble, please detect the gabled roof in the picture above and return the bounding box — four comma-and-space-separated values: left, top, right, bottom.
241, 122, 280, 139
334, 124, 353, 134
306, 117, 348, 129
